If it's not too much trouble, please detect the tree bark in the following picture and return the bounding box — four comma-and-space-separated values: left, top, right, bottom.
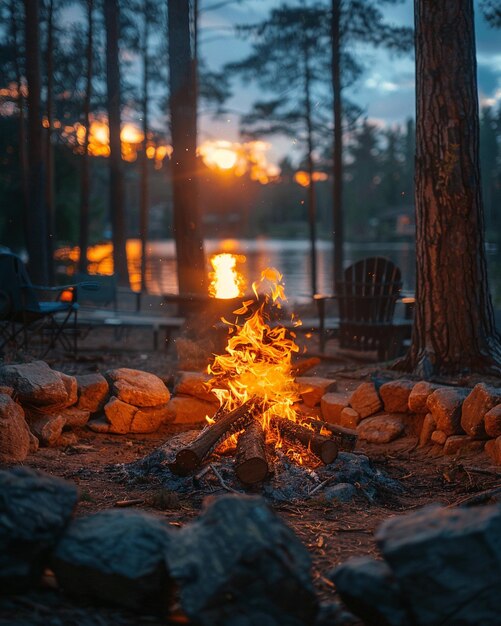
139, 1, 149, 293
168, 0, 206, 299
79, 0, 94, 275
398, 0, 501, 376
104, 0, 129, 286
24, 0, 49, 285
331, 0, 344, 285
45, 0, 55, 284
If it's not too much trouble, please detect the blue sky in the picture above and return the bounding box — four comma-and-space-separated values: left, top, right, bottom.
198, 0, 501, 164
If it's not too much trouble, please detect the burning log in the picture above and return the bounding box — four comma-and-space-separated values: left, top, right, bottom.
171, 399, 257, 475
235, 420, 268, 484
272, 417, 338, 464
303, 416, 358, 452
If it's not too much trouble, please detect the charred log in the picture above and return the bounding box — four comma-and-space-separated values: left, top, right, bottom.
271, 417, 338, 464
303, 417, 357, 452
235, 420, 268, 484
171, 399, 257, 475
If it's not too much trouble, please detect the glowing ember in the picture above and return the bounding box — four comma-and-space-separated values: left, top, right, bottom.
209, 253, 246, 299
208, 268, 301, 432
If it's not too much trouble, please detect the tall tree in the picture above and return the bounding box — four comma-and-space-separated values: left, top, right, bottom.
104, 0, 129, 285
78, 0, 94, 274
24, 0, 49, 284
168, 0, 206, 296
329, 0, 413, 286
398, 0, 501, 376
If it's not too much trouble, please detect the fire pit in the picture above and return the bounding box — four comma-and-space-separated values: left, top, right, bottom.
126, 268, 400, 502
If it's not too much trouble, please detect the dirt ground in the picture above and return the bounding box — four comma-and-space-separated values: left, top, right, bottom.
2, 324, 501, 625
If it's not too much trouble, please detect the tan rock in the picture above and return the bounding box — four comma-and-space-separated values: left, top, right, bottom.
339, 407, 362, 429
430, 430, 447, 445
27, 414, 66, 447
102, 396, 136, 434
0, 360, 70, 406
419, 413, 436, 447
107, 368, 170, 407
166, 395, 219, 424
485, 437, 501, 465
485, 404, 501, 438
131, 404, 173, 433
0, 394, 31, 462
61, 407, 91, 428
408, 381, 439, 413
76, 373, 109, 413
349, 383, 382, 418
357, 415, 405, 443
295, 376, 337, 408
379, 380, 414, 413
55, 432, 79, 447
443, 435, 484, 456
461, 384, 501, 438
320, 392, 350, 423
174, 371, 218, 403
58, 373, 78, 406
426, 388, 468, 436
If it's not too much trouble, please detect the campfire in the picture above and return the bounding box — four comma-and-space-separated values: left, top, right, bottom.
170, 268, 356, 485
208, 252, 246, 300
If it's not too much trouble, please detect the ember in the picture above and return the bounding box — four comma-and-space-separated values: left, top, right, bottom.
171, 268, 355, 484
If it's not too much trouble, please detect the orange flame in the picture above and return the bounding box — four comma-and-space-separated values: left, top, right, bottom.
209, 253, 246, 299
208, 268, 300, 431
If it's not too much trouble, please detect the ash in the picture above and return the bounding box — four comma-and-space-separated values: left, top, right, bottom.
123, 431, 401, 503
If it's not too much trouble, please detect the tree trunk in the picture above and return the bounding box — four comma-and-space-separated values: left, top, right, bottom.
45, 0, 55, 284
104, 0, 129, 286
168, 0, 206, 299
302, 40, 318, 297
331, 0, 344, 286
398, 0, 501, 376
139, 2, 149, 293
78, 0, 94, 275
24, 0, 48, 285
10, 0, 29, 238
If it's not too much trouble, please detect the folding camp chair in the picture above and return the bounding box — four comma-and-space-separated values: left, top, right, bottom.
0, 252, 92, 356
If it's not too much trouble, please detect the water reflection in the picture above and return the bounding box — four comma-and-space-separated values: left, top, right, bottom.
56, 238, 500, 306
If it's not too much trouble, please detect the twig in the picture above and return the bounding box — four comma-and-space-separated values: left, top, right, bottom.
447, 485, 501, 508
462, 466, 501, 478
210, 464, 240, 494
114, 498, 145, 507
194, 465, 212, 481
309, 475, 336, 497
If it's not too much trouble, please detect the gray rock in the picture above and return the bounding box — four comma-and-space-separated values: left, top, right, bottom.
376, 503, 501, 626
0, 467, 78, 592
330, 556, 410, 626
324, 483, 357, 503
166, 495, 318, 626
52, 509, 172, 612
0, 394, 31, 462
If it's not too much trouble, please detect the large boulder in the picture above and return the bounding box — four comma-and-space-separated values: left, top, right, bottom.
166, 495, 318, 626
106, 368, 170, 407
52, 509, 173, 612
461, 383, 501, 438
426, 388, 468, 436
0, 394, 31, 463
0, 467, 78, 592
0, 361, 74, 407
379, 380, 414, 414
376, 504, 501, 626
349, 383, 382, 418
330, 556, 410, 626
76, 373, 109, 413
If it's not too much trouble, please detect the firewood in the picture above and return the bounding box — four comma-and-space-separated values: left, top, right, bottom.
171, 399, 257, 475
271, 417, 338, 464
235, 420, 268, 484
303, 416, 358, 452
